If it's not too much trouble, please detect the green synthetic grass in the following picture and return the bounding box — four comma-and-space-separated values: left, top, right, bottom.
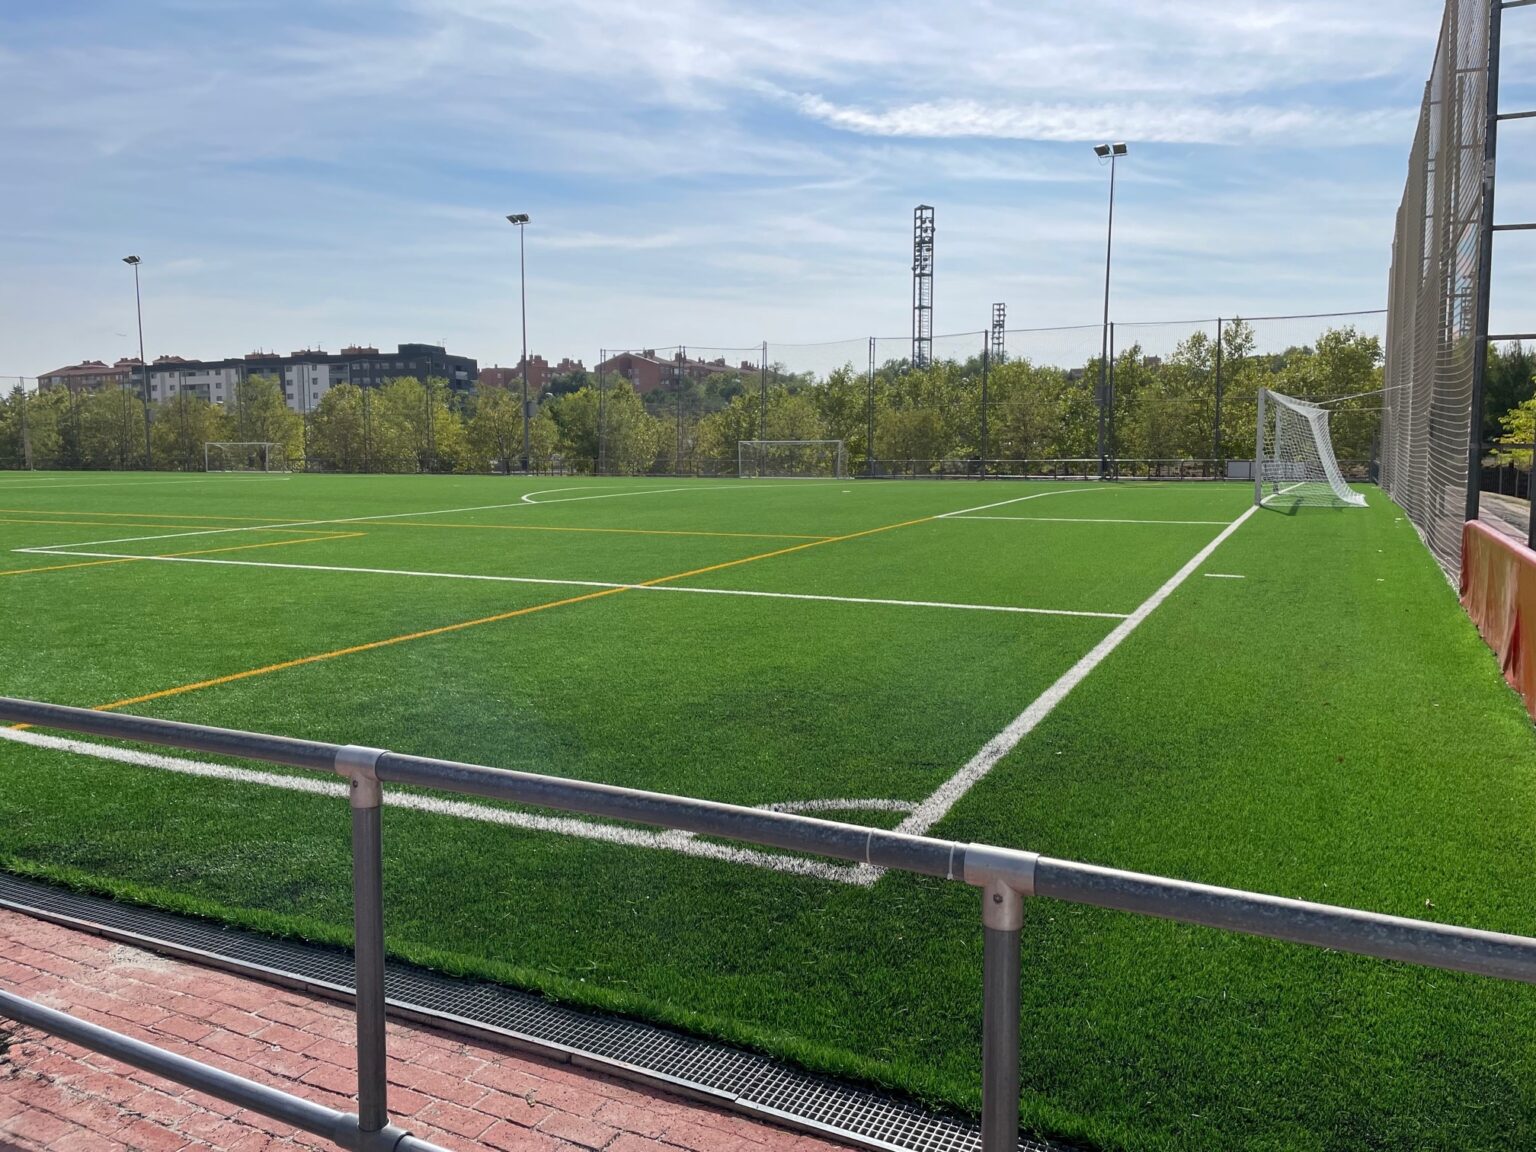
3, 470, 1536, 1150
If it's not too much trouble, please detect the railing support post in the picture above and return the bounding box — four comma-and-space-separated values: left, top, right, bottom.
963, 845, 1036, 1152
337, 745, 390, 1135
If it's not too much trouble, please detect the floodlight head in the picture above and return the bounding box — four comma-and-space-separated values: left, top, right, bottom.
122, 255, 141, 265
506, 213, 530, 225
1112, 142, 1128, 156
1093, 144, 1111, 158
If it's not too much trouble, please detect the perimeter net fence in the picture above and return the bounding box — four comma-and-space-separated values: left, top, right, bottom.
587, 311, 1386, 480
1381, 0, 1494, 574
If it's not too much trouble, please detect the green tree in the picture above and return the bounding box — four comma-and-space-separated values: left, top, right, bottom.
552, 381, 662, 474
227, 374, 302, 462
79, 386, 147, 470
153, 393, 227, 472
371, 377, 467, 472
467, 388, 523, 474
307, 383, 368, 472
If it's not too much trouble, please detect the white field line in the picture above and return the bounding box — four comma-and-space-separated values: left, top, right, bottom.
14, 483, 790, 552
934, 486, 1116, 519
949, 516, 1230, 526
0, 727, 876, 886
1204, 573, 1246, 579
10, 548, 1126, 619
895, 503, 1261, 838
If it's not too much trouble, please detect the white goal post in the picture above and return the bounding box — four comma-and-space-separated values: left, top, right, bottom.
1254, 389, 1366, 508
204, 442, 289, 473
738, 440, 847, 479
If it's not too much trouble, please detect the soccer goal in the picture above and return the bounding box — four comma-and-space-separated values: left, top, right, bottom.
1254, 389, 1366, 508
204, 442, 288, 473
738, 440, 847, 479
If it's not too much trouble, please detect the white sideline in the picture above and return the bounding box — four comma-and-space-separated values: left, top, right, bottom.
894, 503, 1261, 838
948, 516, 1230, 526
9, 548, 1127, 619
0, 727, 877, 887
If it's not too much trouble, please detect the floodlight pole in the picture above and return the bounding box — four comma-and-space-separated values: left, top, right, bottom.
507, 214, 532, 473
1094, 145, 1126, 481
124, 256, 151, 469
1468, 0, 1505, 526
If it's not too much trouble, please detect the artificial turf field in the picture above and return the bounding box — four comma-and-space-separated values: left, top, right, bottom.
3, 470, 1536, 1151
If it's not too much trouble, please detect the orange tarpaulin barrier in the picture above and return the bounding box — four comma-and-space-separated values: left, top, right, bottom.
1461, 519, 1536, 719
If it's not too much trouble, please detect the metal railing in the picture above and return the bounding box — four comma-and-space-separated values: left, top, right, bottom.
4, 696, 1536, 1151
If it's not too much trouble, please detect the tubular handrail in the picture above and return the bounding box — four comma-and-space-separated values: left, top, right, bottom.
3, 694, 1536, 1150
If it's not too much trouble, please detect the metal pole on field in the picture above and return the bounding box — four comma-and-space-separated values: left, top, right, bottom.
597, 349, 608, 477
1213, 317, 1225, 467
507, 213, 532, 473
19, 379, 32, 470
1254, 387, 1267, 506
1107, 322, 1117, 479
760, 342, 769, 439
1468, 0, 1503, 526
123, 256, 152, 468
1093, 143, 1127, 481
867, 337, 876, 477
980, 331, 990, 476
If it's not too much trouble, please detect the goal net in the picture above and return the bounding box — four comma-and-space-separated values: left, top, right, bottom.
205, 442, 288, 473
738, 440, 846, 478
1255, 389, 1366, 508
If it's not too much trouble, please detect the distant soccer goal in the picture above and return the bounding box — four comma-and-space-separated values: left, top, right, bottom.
1255, 389, 1366, 508
738, 440, 847, 479
204, 442, 288, 473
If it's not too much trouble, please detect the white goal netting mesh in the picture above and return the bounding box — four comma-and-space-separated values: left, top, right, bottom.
1257, 390, 1368, 508
738, 440, 846, 478
205, 442, 288, 472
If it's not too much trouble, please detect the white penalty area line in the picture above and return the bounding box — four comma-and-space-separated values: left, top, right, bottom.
948, 515, 1230, 526
895, 502, 1261, 838
12, 548, 1127, 620
0, 727, 879, 887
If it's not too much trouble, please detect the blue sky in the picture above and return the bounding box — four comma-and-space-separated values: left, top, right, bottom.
2, 0, 1531, 379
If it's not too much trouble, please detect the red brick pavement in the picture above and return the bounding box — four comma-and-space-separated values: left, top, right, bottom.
0, 909, 844, 1152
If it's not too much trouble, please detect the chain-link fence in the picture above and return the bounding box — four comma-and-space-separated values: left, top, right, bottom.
1381, 0, 1495, 575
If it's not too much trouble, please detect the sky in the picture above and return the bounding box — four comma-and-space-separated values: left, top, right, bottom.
1, 0, 1531, 380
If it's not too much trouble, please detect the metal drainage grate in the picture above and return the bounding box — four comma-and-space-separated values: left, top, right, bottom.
0, 873, 1073, 1152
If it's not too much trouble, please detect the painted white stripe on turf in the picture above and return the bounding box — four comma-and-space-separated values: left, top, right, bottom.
9, 549, 1126, 619
1204, 573, 1246, 579
0, 727, 877, 887
934, 486, 1116, 519
948, 515, 1230, 526
895, 503, 1261, 838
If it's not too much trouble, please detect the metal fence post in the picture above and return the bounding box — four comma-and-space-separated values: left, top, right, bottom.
337, 745, 390, 1134
963, 846, 1036, 1152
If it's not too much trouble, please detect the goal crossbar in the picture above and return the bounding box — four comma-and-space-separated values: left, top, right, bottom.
738, 440, 847, 479
1254, 389, 1366, 508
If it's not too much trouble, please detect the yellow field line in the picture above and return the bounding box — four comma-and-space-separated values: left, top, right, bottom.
377, 521, 831, 541
2, 556, 144, 578
84, 512, 941, 713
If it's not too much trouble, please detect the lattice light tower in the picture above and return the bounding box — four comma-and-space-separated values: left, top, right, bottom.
912, 205, 935, 368
991, 303, 1006, 364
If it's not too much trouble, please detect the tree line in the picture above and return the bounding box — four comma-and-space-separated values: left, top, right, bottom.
7, 325, 1526, 475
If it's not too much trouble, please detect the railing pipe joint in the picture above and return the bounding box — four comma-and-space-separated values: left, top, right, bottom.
336, 745, 387, 810
963, 844, 1036, 931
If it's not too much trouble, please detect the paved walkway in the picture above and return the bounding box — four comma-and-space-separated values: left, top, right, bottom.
0, 909, 841, 1152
